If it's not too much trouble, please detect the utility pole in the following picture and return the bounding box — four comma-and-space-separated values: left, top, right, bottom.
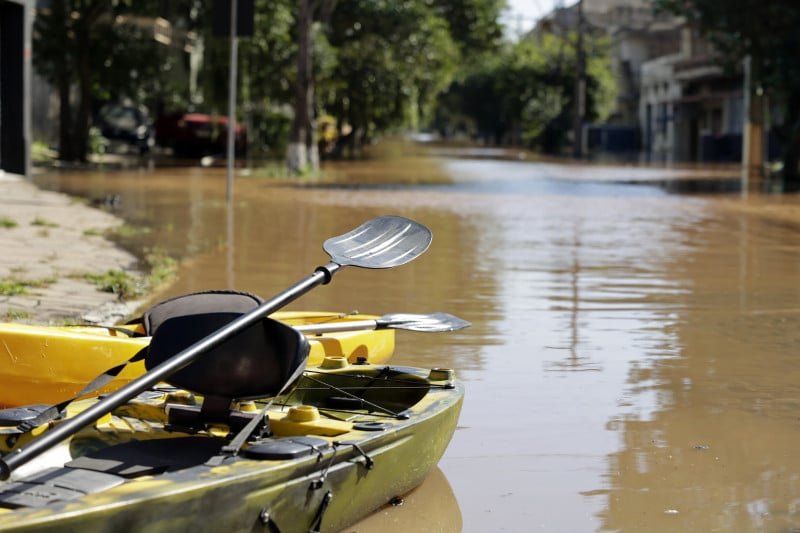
572, 0, 585, 159
226, 0, 238, 204
741, 55, 765, 193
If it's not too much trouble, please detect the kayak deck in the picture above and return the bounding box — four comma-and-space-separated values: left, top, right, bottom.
0, 364, 462, 532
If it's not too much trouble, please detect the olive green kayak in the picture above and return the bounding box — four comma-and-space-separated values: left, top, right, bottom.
0, 362, 463, 532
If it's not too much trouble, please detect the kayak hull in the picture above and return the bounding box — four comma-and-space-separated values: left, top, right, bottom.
0, 365, 463, 532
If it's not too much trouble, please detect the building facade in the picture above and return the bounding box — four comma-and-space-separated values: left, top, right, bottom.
537, 0, 753, 164
0, 0, 32, 176
639, 26, 745, 163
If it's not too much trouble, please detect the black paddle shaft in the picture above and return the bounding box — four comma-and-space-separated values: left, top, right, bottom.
0, 215, 432, 480
0, 265, 334, 480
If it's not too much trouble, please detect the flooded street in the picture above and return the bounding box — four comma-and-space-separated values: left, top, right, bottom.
33, 150, 800, 532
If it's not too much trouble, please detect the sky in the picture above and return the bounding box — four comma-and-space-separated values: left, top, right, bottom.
502, 0, 564, 37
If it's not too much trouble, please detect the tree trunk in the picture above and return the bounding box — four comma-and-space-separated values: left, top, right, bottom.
57, 71, 75, 161
782, 97, 800, 187
287, 0, 318, 174
53, 0, 75, 161
75, 34, 92, 163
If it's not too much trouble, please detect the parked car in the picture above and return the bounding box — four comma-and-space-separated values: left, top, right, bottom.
94, 103, 155, 155
154, 112, 247, 157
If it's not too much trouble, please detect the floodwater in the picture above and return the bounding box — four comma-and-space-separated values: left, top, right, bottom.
34, 148, 800, 532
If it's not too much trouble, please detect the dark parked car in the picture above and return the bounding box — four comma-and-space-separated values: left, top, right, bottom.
154, 112, 247, 157
94, 103, 155, 155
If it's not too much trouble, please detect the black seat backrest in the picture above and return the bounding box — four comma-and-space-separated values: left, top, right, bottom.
140, 290, 264, 336
143, 291, 309, 399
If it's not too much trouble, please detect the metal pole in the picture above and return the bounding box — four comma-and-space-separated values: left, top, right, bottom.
572, 0, 585, 159
226, 0, 238, 204
741, 55, 751, 193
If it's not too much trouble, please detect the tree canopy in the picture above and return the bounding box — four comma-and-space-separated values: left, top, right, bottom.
31, 0, 617, 165
435, 30, 615, 154
34, 0, 172, 160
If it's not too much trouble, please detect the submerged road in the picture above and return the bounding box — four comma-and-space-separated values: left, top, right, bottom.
13, 151, 800, 532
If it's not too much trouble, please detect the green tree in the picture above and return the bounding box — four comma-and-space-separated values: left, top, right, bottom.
431, 0, 506, 56
198, 0, 296, 157
33, 1, 186, 161
322, 0, 458, 157
655, 0, 800, 184
437, 31, 614, 153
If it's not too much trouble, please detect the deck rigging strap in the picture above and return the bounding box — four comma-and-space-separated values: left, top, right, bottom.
309, 491, 333, 533
301, 373, 408, 419
15, 347, 148, 433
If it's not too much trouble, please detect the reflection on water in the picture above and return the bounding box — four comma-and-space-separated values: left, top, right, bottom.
345, 467, 462, 532
32, 152, 800, 532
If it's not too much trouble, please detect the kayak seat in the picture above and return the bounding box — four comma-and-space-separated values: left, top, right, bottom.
138, 290, 264, 337
145, 299, 309, 432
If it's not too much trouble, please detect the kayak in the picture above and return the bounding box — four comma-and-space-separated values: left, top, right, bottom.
0, 361, 463, 532
0, 216, 464, 531
0, 311, 395, 408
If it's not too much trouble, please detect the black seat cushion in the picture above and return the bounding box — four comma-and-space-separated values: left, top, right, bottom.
146, 314, 309, 399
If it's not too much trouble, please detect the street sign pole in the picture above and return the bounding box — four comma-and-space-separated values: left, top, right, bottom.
226, 0, 238, 204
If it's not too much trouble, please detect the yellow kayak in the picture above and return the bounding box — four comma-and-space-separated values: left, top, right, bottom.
0, 312, 394, 407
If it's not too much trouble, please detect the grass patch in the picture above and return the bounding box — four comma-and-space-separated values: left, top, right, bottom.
31, 217, 59, 228
250, 163, 328, 181
31, 141, 55, 163
111, 224, 151, 239
83, 270, 142, 300
0, 277, 55, 296
0, 280, 29, 296
23, 277, 57, 288
3, 310, 33, 321
0, 217, 18, 229
83, 228, 105, 237
82, 250, 177, 300
143, 248, 178, 289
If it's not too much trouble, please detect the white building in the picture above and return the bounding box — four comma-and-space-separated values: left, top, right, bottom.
639, 26, 744, 163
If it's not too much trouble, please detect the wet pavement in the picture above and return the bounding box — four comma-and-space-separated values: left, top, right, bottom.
18, 149, 800, 532
0, 173, 141, 323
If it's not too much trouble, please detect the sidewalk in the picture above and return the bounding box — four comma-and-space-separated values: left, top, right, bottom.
0, 172, 143, 324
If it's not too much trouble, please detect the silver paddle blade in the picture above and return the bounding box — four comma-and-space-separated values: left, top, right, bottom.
377, 312, 471, 332
323, 215, 432, 269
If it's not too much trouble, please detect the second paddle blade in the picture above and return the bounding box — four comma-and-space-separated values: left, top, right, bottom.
323, 215, 432, 269
377, 312, 471, 332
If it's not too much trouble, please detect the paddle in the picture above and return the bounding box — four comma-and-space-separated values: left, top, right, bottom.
294, 312, 470, 335
0, 215, 432, 480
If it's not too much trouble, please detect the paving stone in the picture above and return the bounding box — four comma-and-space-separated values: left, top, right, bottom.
0, 174, 144, 324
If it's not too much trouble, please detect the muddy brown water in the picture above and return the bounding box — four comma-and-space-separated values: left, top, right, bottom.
33, 152, 800, 532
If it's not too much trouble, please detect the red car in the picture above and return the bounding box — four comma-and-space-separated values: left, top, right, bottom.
155, 112, 247, 157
